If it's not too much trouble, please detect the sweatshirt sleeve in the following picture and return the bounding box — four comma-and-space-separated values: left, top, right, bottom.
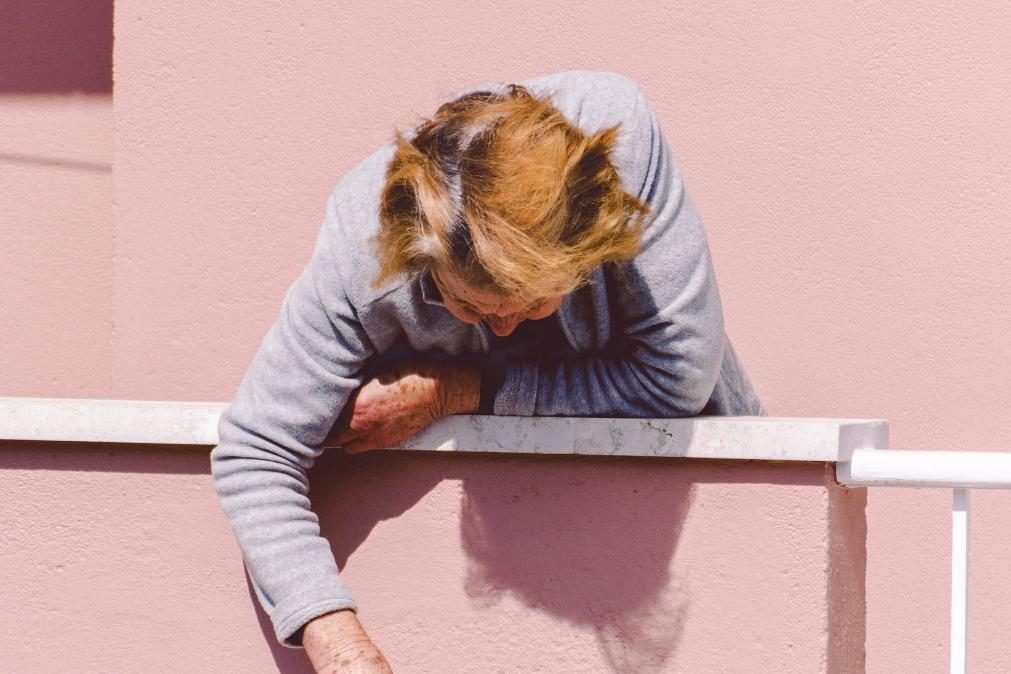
484, 78, 726, 418
209, 190, 376, 648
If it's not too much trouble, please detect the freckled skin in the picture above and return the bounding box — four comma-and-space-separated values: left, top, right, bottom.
327, 267, 567, 453
328, 355, 488, 453
304, 609, 393, 673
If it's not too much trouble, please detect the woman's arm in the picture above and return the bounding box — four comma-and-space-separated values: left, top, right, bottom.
209, 190, 378, 650
303, 609, 393, 673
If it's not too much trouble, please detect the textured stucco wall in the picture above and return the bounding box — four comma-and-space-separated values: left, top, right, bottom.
1, 1, 113, 396
2, 1, 1010, 671
1, 443, 857, 672
0, 94, 112, 397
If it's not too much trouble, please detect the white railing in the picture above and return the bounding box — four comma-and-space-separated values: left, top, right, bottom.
0, 396, 886, 460
838, 449, 1011, 674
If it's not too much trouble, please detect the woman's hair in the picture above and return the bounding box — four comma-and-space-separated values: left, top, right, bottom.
370, 83, 652, 298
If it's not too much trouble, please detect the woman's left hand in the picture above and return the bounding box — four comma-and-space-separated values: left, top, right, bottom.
327, 359, 480, 453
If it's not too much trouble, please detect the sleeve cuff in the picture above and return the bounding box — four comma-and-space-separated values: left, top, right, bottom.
244, 561, 359, 649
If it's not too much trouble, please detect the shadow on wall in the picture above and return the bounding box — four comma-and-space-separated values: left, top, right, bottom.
0, 0, 113, 93
308, 450, 696, 674
457, 455, 692, 673
246, 574, 316, 674
300, 452, 825, 674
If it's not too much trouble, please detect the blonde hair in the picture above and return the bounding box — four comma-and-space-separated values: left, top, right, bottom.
371, 83, 652, 298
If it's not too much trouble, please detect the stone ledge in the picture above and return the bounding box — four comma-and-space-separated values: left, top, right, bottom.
0, 397, 887, 461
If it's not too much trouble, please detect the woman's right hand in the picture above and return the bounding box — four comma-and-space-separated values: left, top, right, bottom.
303, 609, 393, 673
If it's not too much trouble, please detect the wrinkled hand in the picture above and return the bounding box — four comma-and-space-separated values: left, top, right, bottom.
327, 359, 479, 453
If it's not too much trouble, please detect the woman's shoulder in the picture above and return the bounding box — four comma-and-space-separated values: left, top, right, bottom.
522, 69, 647, 103
522, 70, 660, 201
449, 69, 646, 109
321, 140, 413, 309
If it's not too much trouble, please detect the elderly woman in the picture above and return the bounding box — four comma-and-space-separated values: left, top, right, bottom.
210, 69, 764, 672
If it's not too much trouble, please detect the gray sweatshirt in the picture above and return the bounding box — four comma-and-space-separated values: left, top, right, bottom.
209, 69, 765, 648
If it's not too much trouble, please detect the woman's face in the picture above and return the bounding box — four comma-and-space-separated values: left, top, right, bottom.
431, 267, 565, 337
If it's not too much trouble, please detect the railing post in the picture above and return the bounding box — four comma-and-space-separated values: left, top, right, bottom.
951, 488, 970, 674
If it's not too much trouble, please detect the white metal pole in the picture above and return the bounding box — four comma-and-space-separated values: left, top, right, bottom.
951, 488, 970, 674
838, 449, 1011, 489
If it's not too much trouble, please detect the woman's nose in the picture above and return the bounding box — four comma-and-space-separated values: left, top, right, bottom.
486, 314, 522, 337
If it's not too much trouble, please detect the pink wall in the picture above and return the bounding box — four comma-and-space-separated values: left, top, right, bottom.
2, 1, 1010, 671
1, 442, 859, 672
1, 0, 113, 396
1, 98, 111, 396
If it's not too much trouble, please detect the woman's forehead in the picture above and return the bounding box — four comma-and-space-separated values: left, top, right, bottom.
434, 268, 541, 310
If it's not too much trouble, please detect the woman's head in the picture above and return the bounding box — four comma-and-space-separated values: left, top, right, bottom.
430, 265, 565, 336
371, 82, 652, 334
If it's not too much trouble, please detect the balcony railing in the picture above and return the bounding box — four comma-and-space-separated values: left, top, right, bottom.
3, 395, 1008, 673
838, 449, 1011, 674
